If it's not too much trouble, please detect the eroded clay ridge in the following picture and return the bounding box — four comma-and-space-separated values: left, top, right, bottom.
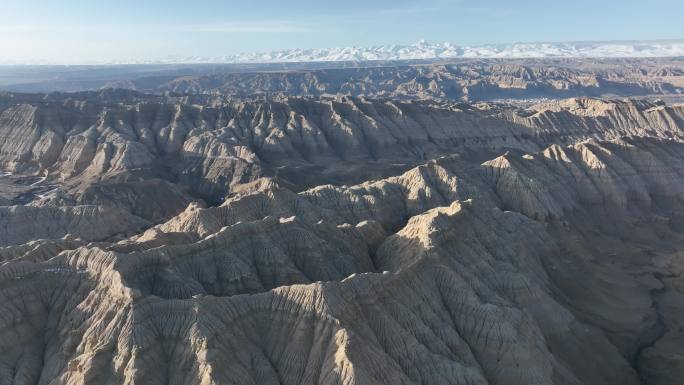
1, 128, 684, 384
1, 92, 683, 210
110, 59, 684, 101
11, 58, 681, 101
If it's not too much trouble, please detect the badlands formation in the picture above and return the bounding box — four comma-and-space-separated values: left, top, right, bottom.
140, 59, 684, 102
2, 58, 684, 103
0, 89, 684, 385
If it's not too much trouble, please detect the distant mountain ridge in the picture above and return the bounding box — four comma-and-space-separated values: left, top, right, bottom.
3, 40, 683, 66
132, 39, 684, 65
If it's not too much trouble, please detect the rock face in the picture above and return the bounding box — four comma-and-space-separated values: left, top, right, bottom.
1, 88, 684, 385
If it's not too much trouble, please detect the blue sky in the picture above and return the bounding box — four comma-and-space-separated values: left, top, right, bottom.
1, 0, 683, 63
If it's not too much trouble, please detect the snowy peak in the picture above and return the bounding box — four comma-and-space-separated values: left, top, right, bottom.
151, 40, 684, 65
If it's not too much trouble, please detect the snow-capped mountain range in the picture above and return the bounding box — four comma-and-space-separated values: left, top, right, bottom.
145, 40, 684, 65
2, 40, 683, 66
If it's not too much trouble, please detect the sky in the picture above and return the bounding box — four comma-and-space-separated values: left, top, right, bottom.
1, 0, 683, 63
